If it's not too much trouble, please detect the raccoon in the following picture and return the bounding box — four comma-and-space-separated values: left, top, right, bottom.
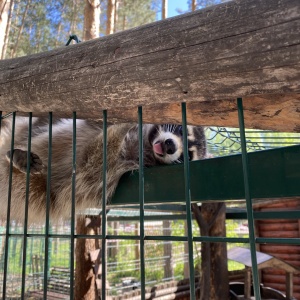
0, 116, 206, 223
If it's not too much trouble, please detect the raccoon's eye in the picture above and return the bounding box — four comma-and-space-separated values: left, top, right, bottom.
148, 125, 159, 144
177, 126, 183, 135
188, 150, 193, 161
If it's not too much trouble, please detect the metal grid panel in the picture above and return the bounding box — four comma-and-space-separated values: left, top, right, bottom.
0, 98, 300, 299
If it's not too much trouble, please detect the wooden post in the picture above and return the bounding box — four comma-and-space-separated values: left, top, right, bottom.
163, 220, 173, 279
286, 272, 293, 300
135, 223, 140, 271
110, 221, 119, 260
244, 267, 252, 300
183, 222, 189, 278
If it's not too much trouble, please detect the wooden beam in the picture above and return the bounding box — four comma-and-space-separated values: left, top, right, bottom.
0, 0, 299, 131
107, 94, 300, 132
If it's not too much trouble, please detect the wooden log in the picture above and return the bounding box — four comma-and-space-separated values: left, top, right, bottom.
263, 282, 300, 293
258, 219, 298, 224
258, 223, 299, 232
258, 199, 300, 210
259, 253, 300, 262
259, 230, 299, 238
263, 273, 300, 285
260, 245, 300, 254
253, 198, 300, 209
0, 0, 299, 132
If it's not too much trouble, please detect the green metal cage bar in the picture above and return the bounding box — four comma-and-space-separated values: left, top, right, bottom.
102, 109, 108, 300
70, 112, 77, 300
2, 111, 16, 300
182, 102, 196, 300
138, 106, 146, 300
43, 112, 53, 299
21, 113, 32, 299
238, 98, 261, 299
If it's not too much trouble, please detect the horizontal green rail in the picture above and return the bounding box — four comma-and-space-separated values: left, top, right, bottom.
106, 209, 300, 221
112, 145, 300, 204
3, 232, 300, 245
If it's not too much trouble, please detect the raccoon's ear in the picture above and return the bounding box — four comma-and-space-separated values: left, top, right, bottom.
192, 126, 206, 139
191, 126, 207, 159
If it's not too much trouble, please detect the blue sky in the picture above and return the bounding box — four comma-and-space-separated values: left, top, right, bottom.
168, 1, 189, 17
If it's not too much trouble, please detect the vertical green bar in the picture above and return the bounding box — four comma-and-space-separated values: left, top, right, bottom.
138, 106, 146, 300
70, 112, 76, 300
237, 98, 261, 300
102, 110, 108, 300
21, 112, 32, 298
43, 112, 53, 299
2, 112, 16, 300
181, 103, 196, 300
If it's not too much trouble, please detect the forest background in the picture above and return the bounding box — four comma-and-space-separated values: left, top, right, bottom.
0, 0, 228, 60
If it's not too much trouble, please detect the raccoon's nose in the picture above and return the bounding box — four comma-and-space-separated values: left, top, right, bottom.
165, 139, 176, 155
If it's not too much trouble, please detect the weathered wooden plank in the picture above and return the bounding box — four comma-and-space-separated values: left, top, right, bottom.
106, 94, 300, 132
0, 0, 299, 131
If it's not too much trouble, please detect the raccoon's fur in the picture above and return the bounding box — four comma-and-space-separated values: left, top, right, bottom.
0, 117, 206, 223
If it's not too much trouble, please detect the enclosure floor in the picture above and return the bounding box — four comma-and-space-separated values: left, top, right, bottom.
27, 291, 69, 299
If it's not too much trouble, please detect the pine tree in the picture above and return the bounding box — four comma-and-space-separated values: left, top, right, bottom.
188, 0, 229, 11
0, 0, 14, 59
162, 0, 167, 19
116, 0, 159, 31
106, 0, 116, 35
83, 0, 100, 41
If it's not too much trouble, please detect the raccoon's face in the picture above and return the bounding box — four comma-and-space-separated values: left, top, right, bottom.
148, 124, 206, 164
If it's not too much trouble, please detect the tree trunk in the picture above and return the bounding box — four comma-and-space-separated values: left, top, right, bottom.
0, 0, 14, 59
75, 216, 101, 300
122, 0, 126, 30
0, 0, 9, 56
113, 0, 118, 33
54, 3, 66, 48
83, 0, 100, 41
192, 0, 197, 11
70, 0, 78, 34
10, 0, 31, 58
77, 6, 102, 298
192, 203, 229, 300
162, 0, 167, 19
106, 0, 115, 35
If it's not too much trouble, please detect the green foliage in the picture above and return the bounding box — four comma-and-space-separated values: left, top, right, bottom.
6, 0, 84, 59
191, 0, 229, 10
5, 0, 160, 58
114, 0, 159, 31
206, 127, 300, 157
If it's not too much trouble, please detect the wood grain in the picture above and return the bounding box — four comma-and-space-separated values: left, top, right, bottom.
0, 0, 299, 131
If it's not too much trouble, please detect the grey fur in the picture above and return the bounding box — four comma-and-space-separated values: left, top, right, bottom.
0, 117, 206, 223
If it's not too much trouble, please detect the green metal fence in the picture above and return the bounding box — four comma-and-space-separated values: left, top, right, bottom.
1, 98, 300, 299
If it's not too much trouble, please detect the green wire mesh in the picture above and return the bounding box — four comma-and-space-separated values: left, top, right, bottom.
206, 127, 300, 156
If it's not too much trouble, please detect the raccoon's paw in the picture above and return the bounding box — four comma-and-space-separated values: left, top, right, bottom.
6, 149, 44, 174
